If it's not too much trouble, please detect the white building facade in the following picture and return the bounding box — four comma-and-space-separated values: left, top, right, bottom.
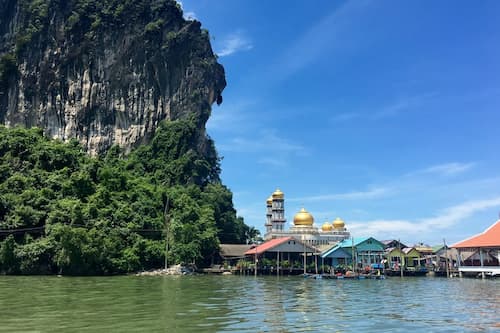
264, 189, 350, 247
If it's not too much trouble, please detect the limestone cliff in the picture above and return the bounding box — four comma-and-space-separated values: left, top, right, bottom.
0, 0, 225, 155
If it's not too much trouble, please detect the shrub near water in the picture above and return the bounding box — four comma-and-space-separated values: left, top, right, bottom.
0, 120, 249, 275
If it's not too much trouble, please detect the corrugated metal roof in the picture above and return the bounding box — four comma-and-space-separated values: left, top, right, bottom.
244, 237, 317, 255
321, 237, 381, 258
219, 244, 254, 258
452, 220, 500, 248
402, 247, 417, 254
338, 237, 369, 247
321, 246, 352, 259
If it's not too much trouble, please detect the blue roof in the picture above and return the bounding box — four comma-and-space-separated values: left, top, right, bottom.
338, 237, 371, 247
321, 245, 352, 259
321, 237, 382, 258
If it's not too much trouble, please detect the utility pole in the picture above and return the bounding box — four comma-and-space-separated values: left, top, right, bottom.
164, 197, 170, 270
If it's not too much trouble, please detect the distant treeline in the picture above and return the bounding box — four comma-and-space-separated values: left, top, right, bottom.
0, 119, 252, 275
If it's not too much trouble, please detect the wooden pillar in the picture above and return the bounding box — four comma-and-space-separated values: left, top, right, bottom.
277, 251, 280, 276
457, 250, 462, 278
479, 248, 485, 279
315, 254, 318, 274
254, 253, 258, 277
303, 239, 307, 274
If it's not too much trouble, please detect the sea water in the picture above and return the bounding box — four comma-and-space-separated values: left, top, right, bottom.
0, 275, 498, 332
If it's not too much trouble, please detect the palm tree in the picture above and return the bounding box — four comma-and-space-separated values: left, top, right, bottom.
245, 226, 261, 245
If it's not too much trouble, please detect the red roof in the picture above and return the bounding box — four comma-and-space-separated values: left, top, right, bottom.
245, 237, 297, 255
452, 220, 500, 248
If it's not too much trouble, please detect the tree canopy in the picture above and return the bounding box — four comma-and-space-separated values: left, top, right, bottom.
0, 119, 252, 275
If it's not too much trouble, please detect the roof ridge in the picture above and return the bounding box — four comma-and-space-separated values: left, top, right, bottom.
452, 219, 500, 248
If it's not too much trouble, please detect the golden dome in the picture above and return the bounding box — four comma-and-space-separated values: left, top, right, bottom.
333, 217, 345, 229
266, 196, 273, 206
293, 208, 314, 226
321, 221, 333, 232
272, 188, 284, 199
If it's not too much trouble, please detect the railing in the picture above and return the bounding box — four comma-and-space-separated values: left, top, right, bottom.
458, 266, 500, 275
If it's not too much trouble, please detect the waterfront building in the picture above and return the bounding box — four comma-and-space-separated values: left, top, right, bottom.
218, 244, 253, 266
414, 243, 434, 256
244, 236, 318, 274
451, 219, 500, 278
264, 189, 350, 247
430, 244, 458, 273
321, 237, 385, 269
385, 247, 425, 269
381, 239, 407, 250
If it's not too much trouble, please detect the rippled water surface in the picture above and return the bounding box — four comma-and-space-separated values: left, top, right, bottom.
0, 275, 498, 332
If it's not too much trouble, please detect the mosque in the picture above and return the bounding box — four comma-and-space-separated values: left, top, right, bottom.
264, 189, 351, 247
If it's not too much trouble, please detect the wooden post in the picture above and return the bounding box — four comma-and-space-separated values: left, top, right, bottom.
444, 239, 450, 278
254, 253, 257, 277
457, 250, 462, 278
315, 254, 318, 274
398, 239, 404, 277
277, 251, 280, 276
303, 236, 306, 274
479, 248, 485, 279
351, 237, 355, 274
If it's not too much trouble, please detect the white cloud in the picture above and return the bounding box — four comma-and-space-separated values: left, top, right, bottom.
273, 1, 371, 81
217, 131, 304, 154
216, 130, 304, 169
257, 157, 288, 168
217, 32, 253, 57
348, 196, 500, 242
331, 92, 438, 123
183, 11, 197, 20
421, 162, 475, 176
206, 100, 257, 132
175, 1, 197, 21
288, 187, 390, 203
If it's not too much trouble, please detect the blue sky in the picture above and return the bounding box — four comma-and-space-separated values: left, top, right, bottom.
179, 1, 500, 246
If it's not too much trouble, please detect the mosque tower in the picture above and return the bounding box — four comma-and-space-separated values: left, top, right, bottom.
265, 196, 273, 234
263, 188, 350, 244
271, 189, 286, 232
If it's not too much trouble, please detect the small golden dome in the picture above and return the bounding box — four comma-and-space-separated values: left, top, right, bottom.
272, 188, 284, 199
266, 196, 273, 206
322, 222, 333, 232
293, 208, 314, 226
333, 217, 345, 229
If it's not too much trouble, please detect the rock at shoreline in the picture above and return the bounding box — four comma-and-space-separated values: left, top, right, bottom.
136, 264, 195, 276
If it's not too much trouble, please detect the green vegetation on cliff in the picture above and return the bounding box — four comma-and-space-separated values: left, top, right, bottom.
0, 120, 250, 275
14, 0, 185, 56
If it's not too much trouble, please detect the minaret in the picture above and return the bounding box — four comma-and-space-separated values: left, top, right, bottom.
265, 196, 273, 234
271, 189, 286, 232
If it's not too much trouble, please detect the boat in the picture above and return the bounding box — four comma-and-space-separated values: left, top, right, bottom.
303, 273, 322, 279
385, 267, 428, 276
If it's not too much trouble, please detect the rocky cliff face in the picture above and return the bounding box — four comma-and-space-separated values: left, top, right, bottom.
0, 0, 225, 155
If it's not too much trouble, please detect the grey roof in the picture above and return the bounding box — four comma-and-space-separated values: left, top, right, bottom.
381, 240, 408, 248
219, 244, 253, 258
402, 247, 416, 254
